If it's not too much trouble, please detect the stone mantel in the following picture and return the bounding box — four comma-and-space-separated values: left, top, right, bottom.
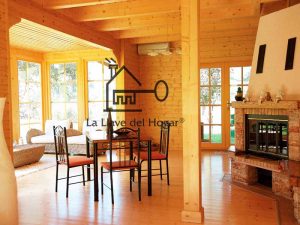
231, 101, 299, 109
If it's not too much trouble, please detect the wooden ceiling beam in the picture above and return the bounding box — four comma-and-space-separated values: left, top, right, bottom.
112, 24, 180, 39
59, 0, 180, 21
200, 3, 259, 21
128, 34, 181, 44
87, 12, 180, 31
200, 17, 259, 32
44, 0, 127, 9
8, 0, 120, 51
260, 0, 288, 15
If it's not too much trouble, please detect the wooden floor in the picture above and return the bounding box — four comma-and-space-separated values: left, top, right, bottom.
17, 151, 281, 225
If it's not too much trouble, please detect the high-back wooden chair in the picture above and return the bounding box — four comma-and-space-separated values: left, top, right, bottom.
100, 128, 141, 204
53, 125, 93, 198
134, 122, 170, 185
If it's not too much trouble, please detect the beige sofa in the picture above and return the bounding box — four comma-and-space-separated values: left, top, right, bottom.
26, 119, 102, 155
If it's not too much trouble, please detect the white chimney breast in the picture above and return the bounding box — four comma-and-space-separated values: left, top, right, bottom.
248, 4, 300, 100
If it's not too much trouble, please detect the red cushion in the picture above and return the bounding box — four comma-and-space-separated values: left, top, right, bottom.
69, 156, 93, 167
134, 151, 167, 160
101, 160, 138, 170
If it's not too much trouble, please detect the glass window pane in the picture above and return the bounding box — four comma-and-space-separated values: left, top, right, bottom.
65, 103, 78, 122
19, 104, 29, 124
18, 82, 28, 103
211, 126, 222, 143
88, 102, 105, 120
200, 87, 209, 105
52, 103, 66, 120
230, 108, 235, 126
65, 63, 77, 81
28, 62, 41, 82
65, 83, 77, 102
210, 68, 221, 85
88, 61, 103, 81
104, 64, 111, 80
200, 106, 209, 124
243, 66, 251, 84
18, 60, 27, 82
230, 67, 242, 85
243, 86, 248, 97
211, 106, 221, 124
50, 64, 64, 83
20, 124, 29, 140
211, 87, 221, 105
200, 68, 209, 85
202, 125, 210, 142
230, 126, 235, 145
51, 83, 65, 102
29, 103, 41, 123
28, 83, 41, 102
30, 123, 42, 131
230, 86, 238, 102
88, 82, 103, 101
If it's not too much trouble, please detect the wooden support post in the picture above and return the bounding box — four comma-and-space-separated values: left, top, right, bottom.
0, 0, 13, 158
181, 0, 204, 223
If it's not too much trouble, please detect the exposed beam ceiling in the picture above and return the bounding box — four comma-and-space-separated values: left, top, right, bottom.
87, 12, 180, 31
44, 0, 128, 9
59, 0, 180, 21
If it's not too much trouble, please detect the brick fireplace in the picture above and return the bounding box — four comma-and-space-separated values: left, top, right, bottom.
230, 101, 300, 223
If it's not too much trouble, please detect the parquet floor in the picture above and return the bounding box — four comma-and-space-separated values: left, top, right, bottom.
17, 151, 284, 225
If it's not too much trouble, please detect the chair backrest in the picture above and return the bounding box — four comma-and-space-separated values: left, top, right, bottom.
53, 125, 69, 165
159, 122, 170, 157
107, 127, 141, 170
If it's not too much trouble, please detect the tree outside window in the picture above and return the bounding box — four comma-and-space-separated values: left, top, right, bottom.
18, 60, 42, 140
50, 63, 78, 128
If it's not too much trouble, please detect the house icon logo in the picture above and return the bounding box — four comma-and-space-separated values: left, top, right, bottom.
104, 61, 168, 112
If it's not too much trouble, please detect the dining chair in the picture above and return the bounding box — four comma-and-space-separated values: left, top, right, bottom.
100, 128, 141, 204
134, 122, 170, 185
53, 125, 93, 198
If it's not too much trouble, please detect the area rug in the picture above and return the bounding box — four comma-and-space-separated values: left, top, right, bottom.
15, 154, 56, 178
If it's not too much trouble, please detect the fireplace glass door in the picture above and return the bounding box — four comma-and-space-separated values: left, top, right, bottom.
246, 115, 288, 159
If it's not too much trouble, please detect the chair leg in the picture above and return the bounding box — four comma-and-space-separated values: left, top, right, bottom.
66, 168, 70, 198
110, 170, 114, 204
138, 166, 141, 201
130, 169, 133, 192
55, 164, 59, 192
101, 166, 104, 195
159, 160, 163, 180
166, 159, 170, 185
82, 165, 85, 186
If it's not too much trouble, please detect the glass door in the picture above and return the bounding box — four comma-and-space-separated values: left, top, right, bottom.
200, 67, 224, 148
229, 66, 251, 145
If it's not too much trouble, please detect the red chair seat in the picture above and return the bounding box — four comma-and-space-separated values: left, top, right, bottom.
134, 151, 167, 160
69, 156, 94, 167
101, 160, 138, 170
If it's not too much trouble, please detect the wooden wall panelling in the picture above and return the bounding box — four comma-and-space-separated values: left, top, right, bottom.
0, 0, 13, 157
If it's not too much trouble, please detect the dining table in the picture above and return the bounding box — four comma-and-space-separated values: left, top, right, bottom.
85, 130, 152, 201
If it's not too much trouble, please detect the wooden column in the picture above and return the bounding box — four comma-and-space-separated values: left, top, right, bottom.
181, 0, 204, 223
0, 0, 13, 158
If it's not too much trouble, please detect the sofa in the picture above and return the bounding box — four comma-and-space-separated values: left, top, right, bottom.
26, 119, 103, 155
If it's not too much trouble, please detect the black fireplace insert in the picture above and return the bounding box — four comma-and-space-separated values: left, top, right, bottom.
245, 114, 288, 159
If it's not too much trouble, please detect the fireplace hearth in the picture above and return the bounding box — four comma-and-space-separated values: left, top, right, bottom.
246, 114, 288, 160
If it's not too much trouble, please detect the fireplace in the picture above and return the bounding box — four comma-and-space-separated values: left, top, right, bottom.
245, 114, 288, 160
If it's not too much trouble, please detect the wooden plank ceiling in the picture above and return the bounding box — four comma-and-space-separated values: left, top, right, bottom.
10, 19, 102, 52
9, 0, 300, 54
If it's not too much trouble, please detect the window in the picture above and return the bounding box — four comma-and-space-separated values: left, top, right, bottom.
50, 63, 78, 128
18, 60, 42, 140
229, 66, 251, 144
87, 61, 116, 121
200, 68, 222, 144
